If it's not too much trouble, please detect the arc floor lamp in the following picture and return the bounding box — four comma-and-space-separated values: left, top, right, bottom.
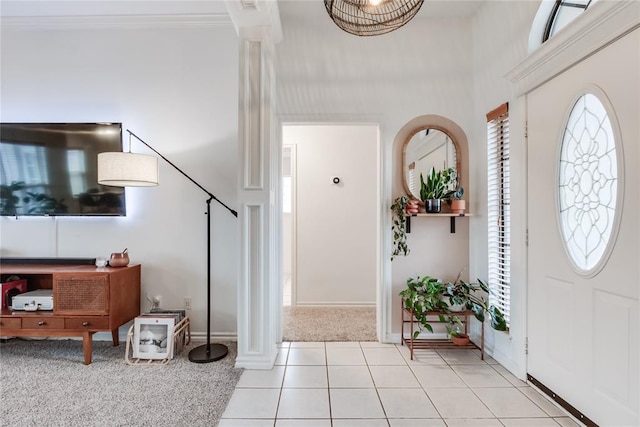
98, 129, 237, 363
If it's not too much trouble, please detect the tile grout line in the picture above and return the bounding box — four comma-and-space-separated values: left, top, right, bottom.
324, 342, 334, 427
361, 342, 392, 426
437, 347, 508, 423
273, 343, 291, 426
400, 343, 447, 422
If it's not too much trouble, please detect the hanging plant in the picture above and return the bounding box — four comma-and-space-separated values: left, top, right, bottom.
391, 195, 410, 261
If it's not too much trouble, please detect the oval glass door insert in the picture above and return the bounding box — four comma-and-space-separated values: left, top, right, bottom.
558, 92, 619, 273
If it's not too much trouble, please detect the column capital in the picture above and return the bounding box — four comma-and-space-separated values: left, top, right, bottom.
225, 0, 282, 42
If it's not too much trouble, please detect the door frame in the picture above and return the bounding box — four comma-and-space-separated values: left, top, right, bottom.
277, 118, 384, 342
282, 143, 298, 308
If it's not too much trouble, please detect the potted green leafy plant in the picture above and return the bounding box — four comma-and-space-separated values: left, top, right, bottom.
399, 270, 507, 341
442, 273, 507, 331
399, 275, 450, 338
445, 315, 470, 345
449, 187, 465, 214
419, 167, 456, 213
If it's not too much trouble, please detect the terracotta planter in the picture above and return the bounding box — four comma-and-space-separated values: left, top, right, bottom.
451, 333, 470, 346
451, 199, 466, 215
405, 199, 420, 215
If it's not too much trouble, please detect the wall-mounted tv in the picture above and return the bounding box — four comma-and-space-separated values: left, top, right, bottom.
0, 123, 126, 216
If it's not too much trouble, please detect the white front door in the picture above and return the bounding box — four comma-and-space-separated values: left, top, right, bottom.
527, 30, 639, 426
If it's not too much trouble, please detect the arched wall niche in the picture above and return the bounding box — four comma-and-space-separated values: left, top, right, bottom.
393, 114, 470, 208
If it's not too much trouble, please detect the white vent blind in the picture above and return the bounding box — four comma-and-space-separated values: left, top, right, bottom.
487, 103, 510, 327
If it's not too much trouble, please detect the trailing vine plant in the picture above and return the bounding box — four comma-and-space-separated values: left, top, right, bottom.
391, 195, 409, 261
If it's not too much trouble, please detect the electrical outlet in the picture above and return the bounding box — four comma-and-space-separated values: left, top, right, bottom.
184, 297, 192, 310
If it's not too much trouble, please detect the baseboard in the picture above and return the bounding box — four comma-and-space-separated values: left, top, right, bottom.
188, 332, 238, 342
386, 333, 403, 344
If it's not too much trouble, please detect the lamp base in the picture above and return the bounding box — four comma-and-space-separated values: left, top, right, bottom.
188, 343, 228, 363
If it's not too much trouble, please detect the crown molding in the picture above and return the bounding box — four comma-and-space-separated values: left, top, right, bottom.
0, 13, 233, 31
507, 0, 640, 96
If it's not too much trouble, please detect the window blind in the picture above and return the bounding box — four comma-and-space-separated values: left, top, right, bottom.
487, 103, 511, 327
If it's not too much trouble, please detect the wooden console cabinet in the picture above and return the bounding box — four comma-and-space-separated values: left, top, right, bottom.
0, 263, 141, 364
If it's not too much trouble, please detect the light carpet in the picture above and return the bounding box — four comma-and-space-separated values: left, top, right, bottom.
0, 338, 242, 427
282, 306, 377, 342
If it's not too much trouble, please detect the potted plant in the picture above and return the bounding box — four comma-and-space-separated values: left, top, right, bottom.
419, 167, 456, 213
399, 270, 508, 341
399, 275, 450, 338
442, 273, 507, 331
391, 196, 410, 260
448, 181, 466, 215
445, 315, 470, 345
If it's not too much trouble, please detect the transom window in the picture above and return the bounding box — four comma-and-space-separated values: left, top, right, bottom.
528, 0, 601, 52
543, 0, 597, 42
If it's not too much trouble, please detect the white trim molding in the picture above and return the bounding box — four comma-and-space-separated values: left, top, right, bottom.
0, 14, 232, 30
507, 0, 640, 96
236, 26, 279, 370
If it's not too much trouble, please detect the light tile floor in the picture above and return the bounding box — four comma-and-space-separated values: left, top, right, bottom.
220, 341, 582, 427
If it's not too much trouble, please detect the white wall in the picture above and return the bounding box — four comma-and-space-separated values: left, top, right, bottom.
0, 19, 240, 338
283, 124, 378, 305
276, 1, 473, 337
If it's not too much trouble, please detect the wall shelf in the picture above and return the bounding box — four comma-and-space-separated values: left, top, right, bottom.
406, 213, 473, 234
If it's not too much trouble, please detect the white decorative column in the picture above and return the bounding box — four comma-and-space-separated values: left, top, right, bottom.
228, 0, 282, 369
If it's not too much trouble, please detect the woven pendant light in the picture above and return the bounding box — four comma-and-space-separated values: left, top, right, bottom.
324, 0, 425, 36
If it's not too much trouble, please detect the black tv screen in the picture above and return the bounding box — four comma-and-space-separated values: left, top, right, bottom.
0, 123, 126, 216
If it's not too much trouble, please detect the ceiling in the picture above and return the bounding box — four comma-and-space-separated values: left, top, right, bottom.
0, 1, 229, 17
280, 0, 485, 19
1, 0, 485, 19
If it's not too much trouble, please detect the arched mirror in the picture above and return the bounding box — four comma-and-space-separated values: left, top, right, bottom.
402, 127, 461, 200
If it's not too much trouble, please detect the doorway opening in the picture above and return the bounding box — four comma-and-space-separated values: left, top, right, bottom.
280, 123, 381, 342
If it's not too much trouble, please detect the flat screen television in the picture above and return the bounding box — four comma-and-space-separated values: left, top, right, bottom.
0, 123, 126, 216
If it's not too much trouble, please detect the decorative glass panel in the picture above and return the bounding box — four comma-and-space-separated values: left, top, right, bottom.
559, 93, 617, 272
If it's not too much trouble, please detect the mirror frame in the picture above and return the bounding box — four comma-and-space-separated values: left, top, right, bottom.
394, 115, 469, 205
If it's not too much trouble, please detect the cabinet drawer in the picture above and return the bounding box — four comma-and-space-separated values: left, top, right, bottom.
65, 317, 109, 330
22, 317, 65, 329
0, 317, 21, 329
